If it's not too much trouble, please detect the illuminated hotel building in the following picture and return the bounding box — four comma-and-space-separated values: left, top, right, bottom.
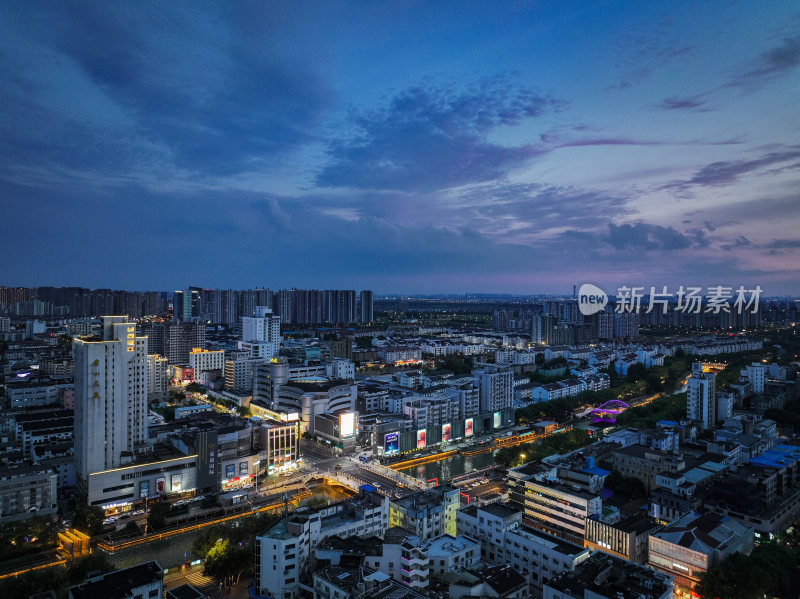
73, 316, 148, 490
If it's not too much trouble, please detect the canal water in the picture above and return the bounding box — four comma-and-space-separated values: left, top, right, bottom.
398, 450, 499, 483
102, 485, 351, 570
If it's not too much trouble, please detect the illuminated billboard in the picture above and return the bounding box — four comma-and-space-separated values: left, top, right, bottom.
384, 432, 399, 455
465, 418, 474, 437
493, 411, 501, 429
417, 429, 427, 449
442, 423, 451, 442
171, 474, 182, 492
340, 412, 355, 438
139, 480, 149, 498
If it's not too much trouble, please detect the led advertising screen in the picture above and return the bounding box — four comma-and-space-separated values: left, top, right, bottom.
139, 480, 149, 498
226, 464, 235, 479
156, 477, 165, 494
384, 432, 399, 456
442, 423, 451, 442
340, 412, 355, 438
417, 429, 427, 449
493, 411, 502, 429
465, 418, 474, 437
171, 473, 182, 492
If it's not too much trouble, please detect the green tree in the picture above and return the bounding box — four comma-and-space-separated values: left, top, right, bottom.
66, 553, 115, 586
147, 502, 171, 531
73, 505, 106, 536
185, 382, 206, 393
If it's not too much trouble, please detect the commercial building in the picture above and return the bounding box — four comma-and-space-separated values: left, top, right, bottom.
521, 479, 602, 545
648, 511, 753, 594
584, 513, 661, 563
165, 322, 205, 365
73, 316, 148, 491
255, 490, 388, 599
544, 552, 672, 599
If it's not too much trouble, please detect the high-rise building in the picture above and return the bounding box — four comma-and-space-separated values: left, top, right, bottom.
687, 362, 716, 431
531, 315, 543, 345
73, 316, 148, 488
473, 364, 514, 412
240, 306, 281, 359
359, 290, 374, 324
165, 322, 205, 365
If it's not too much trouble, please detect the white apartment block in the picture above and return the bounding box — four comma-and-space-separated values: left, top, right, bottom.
255, 492, 388, 599
73, 316, 148, 484
188, 348, 225, 380
241, 306, 281, 359
473, 366, 514, 413
687, 363, 716, 431
146, 354, 168, 401
457, 503, 590, 595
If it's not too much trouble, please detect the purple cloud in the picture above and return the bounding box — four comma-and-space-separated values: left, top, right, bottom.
316, 77, 561, 191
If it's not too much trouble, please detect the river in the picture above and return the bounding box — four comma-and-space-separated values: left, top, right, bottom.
101, 485, 351, 570
397, 449, 499, 483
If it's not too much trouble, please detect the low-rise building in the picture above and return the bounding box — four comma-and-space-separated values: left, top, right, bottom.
544, 552, 673, 599
69, 560, 163, 599
255, 490, 389, 599
584, 513, 661, 563
389, 486, 460, 539
0, 465, 58, 522
648, 511, 753, 594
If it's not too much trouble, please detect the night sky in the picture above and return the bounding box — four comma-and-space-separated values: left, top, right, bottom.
1, 2, 798, 294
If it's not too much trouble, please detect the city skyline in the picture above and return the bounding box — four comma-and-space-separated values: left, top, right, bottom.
1, 2, 799, 293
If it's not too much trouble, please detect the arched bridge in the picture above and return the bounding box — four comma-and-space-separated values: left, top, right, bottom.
591, 399, 631, 423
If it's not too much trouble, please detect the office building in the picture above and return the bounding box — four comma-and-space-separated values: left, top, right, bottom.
165, 322, 205, 365
73, 316, 148, 488
521, 479, 602, 545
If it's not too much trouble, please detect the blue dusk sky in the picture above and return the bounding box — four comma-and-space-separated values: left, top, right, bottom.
1, 1, 799, 294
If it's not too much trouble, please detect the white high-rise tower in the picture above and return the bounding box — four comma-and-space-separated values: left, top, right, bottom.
74, 316, 148, 486
239, 306, 281, 359
686, 362, 716, 431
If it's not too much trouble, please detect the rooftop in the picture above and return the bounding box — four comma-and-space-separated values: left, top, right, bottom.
69, 561, 163, 599
546, 552, 671, 599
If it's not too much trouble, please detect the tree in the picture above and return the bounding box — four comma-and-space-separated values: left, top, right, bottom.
147, 502, 171, 531
73, 505, 106, 536
66, 554, 114, 586
185, 382, 206, 393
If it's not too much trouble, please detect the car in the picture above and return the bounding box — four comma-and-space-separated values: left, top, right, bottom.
374, 483, 381, 488
175, 500, 186, 507
131, 510, 144, 516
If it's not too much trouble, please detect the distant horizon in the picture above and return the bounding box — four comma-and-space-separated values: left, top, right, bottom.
4, 282, 799, 300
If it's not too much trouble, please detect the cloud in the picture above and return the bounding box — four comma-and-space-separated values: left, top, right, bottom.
732, 35, 800, 86
721, 235, 752, 251
658, 95, 710, 111
0, 3, 331, 181
316, 76, 560, 191
766, 239, 800, 249
605, 223, 692, 251
662, 147, 800, 192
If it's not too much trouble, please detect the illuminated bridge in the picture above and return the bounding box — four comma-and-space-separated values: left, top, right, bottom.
591, 399, 631, 423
